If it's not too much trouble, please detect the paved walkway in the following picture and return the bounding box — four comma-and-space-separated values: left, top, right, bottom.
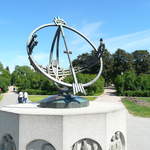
127, 114, 150, 150
0, 86, 18, 106
96, 88, 150, 150
95, 88, 123, 103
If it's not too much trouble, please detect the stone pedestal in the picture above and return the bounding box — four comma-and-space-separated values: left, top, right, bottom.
0, 101, 127, 150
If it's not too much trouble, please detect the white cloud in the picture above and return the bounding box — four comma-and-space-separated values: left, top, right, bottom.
105, 29, 150, 53
34, 53, 49, 61
72, 23, 150, 54
70, 21, 103, 54
80, 21, 103, 38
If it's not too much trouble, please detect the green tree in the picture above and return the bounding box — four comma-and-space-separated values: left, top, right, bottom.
11, 65, 57, 94
113, 49, 133, 78
102, 49, 114, 85
0, 62, 3, 70
132, 50, 150, 74
123, 71, 136, 90
114, 74, 125, 95
114, 71, 150, 96
64, 73, 104, 95
72, 51, 100, 74
11, 66, 33, 89
0, 62, 11, 92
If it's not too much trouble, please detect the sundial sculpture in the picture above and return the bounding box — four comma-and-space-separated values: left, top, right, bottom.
27, 17, 105, 108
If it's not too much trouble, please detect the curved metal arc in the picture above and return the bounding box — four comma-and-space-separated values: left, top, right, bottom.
59, 25, 78, 84
55, 28, 61, 79
27, 23, 97, 54
56, 27, 61, 64
49, 27, 61, 65
62, 25, 97, 51
27, 22, 103, 88
83, 58, 103, 87
26, 24, 56, 54
29, 55, 72, 87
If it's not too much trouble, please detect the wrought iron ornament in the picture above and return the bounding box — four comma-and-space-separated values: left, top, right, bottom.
27, 17, 105, 107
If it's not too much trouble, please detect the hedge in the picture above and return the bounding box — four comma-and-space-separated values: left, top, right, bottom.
64, 73, 104, 96
19, 73, 104, 96
123, 90, 150, 97
21, 89, 58, 95
114, 71, 150, 96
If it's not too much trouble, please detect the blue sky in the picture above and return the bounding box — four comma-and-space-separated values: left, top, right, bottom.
0, 0, 150, 72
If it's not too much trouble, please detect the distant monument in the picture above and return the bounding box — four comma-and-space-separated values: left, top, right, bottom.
0, 17, 127, 150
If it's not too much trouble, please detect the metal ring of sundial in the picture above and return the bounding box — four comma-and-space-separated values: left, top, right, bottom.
27, 17, 103, 95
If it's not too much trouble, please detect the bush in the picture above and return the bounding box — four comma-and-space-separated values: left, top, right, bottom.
64, 73, 104, 96
0, 77, 9, 92
114, 71, 150, 96
22, 89, 58, 95
123, 90, 150, 97
114, 75, 125, 95
14, 66, 104, 96
0, 64, 11, 92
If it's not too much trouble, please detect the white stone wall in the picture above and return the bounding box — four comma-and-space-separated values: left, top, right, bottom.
0, 102, 127, 150
0, 111, 19, 149
106, 109, 127, 150
19, 115, 63, 150
63, 114, 107, 150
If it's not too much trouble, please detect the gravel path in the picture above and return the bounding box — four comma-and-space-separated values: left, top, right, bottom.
96, 88, 150, 150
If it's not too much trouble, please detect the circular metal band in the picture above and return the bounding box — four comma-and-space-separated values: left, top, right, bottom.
27, 23, 103, 88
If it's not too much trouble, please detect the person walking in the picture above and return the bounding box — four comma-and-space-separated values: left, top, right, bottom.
18, 91, 23, 103
23, 92, 28, 103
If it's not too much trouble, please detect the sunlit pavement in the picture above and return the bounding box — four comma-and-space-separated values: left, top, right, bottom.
127, 114, 150, 150
96, 88, 150, 150
0, 86, 18, 106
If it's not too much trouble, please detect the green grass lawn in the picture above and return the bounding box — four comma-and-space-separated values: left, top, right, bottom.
0, 95, 3, 101
29, 95, 97, 102
82, 96, 97, 101
28, 95, 49, 102
138, 97, 150, 102
122, 98, 150, 117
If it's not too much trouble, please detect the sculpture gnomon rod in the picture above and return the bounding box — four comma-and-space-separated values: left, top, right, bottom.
27, 17, 105, 108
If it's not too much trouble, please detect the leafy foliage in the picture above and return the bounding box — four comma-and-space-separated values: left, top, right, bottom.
102, 49, 114, 85
0, 62, 11, 92
114, 71, 150, 96
72, 49, 150, 86
64, 73, 104, 96
11, 66, 57, 94
1, 48, 150, 96
132, 50, 150, 74
123, 90, 150, 97
11, 66, 104, 95
113, 49, 133, 79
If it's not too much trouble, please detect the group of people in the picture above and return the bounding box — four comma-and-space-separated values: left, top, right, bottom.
18, 91, 28, 103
